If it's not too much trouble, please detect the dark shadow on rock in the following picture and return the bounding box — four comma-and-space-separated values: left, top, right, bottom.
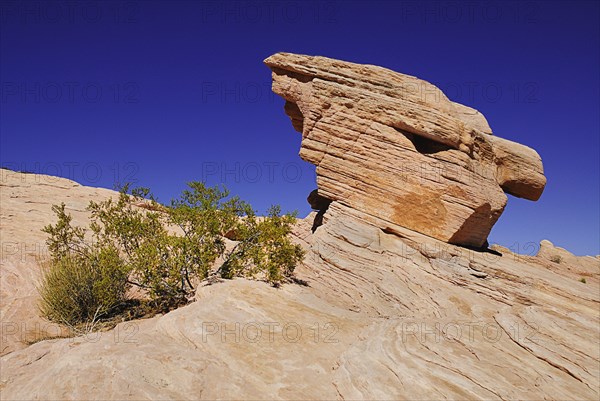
290, 277, 310, 287
312, 209, 329, 233
448, 203, 496, 248
307, 189, 332, 233
401, 131, 454, 155
461, 240, 503, 256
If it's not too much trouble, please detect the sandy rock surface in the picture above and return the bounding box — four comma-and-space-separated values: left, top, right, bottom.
1, 170, 598, 400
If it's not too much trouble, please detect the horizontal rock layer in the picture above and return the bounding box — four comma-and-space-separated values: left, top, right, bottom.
265, 53, 546, 247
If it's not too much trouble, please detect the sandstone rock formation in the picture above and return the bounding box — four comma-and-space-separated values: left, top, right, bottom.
1, 170, 598, 400
264, 53, 547, 247
0, 53, 595, 401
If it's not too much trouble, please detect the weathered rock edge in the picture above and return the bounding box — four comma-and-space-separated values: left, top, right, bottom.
265, 52, 546, 247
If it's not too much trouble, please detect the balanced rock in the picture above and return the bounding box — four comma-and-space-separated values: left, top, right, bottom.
265, 53, 546, 247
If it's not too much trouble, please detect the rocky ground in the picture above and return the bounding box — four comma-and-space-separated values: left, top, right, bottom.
0, 169, 598, 400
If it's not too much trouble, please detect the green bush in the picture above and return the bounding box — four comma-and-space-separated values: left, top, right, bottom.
219, 205, 304, 285
39, 206, 129, 326
39, 182, 304, 326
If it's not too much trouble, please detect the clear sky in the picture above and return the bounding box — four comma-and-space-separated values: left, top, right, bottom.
1, 1, 598, 256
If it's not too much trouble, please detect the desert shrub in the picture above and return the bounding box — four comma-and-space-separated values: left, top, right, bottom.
219, 205, 304, 285
550, 255, 562, 264
39, 182, 304, 325
87, 188, 181, 307
580, 277, 587, 284
39, 206, 129, 326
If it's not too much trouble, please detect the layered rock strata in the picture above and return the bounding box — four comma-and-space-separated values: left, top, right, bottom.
265, 53, 546, 247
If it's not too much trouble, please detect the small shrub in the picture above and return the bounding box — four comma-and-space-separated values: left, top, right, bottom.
37, 242, 129, 326
550, 255, 562, 264
580, 277, 587, 284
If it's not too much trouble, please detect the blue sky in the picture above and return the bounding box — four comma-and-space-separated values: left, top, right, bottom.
1, 0, 598, 256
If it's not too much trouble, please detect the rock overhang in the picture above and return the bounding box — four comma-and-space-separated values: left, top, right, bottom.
265, 52, 546, 247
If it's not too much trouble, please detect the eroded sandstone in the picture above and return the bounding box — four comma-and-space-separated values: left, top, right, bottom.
265, 53, 547, 247
0, 171, 598, 400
